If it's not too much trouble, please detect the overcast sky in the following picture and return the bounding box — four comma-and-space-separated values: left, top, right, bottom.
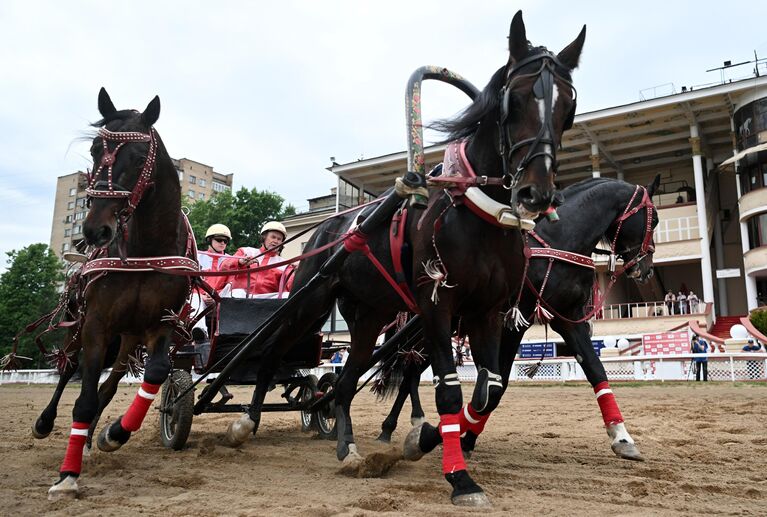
1, 1, 766, 271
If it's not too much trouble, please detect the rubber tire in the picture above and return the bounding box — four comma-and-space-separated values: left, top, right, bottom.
299, 374, 319, 432
159, 369, 194, 450
314, 372, 338, 440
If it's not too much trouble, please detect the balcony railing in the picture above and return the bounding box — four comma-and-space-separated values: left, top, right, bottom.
593, 300, 708, 320
653, 215, 700, 243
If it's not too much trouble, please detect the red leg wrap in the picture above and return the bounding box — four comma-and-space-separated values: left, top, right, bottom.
439, 413, 466, 475
594, 381, 624, 426
121, 382, 161, 432
60, 421, 90, 474
458, 404, 490, 435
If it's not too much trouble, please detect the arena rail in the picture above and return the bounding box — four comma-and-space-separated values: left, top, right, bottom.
3, 353, 765, 385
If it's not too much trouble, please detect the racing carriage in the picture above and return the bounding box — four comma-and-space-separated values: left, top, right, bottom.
159, 296, 339, 450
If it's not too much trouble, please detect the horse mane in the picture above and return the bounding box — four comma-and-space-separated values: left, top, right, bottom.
429, 66, 506, 142
430, 45, 574, 143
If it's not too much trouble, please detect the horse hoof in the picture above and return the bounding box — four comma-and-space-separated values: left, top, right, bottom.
452, 491, 491, 507
376, 432, 392, 444
97, 425, 122, 453
402, 423, 425, 461
32, 421, 52, 440
48, 475, 78, 501
342, 444, 363, 466
225, 414, 255, 447
612, 440, 644, 461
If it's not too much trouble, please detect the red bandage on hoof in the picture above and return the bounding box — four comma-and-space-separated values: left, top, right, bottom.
458, 404, 490, 435
60, 421, 90, 474
121, 382, 161, 432
594, 381, 624, 426
439, 413, 466, 474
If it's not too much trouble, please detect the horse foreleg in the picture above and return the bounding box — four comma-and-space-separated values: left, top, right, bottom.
408, 361, 427, 427
86, 336, 136, 450
551, 320, 643, 461
48, 324, 107, 500
97, 330, 170, 453
404, 310, 488, 506
34, 354, 79, 439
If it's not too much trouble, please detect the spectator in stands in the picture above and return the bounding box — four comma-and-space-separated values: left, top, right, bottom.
675, 194, 684, 204
687, 291, 699, 313
665, 290, 676, 315
678, 291, 688, 315
691, 334, 709, 381
742, 339, 763, 380
340, 347, 350, 364
330, 349, 343, 374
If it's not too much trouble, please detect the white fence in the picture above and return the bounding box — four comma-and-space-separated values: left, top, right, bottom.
5, 353, 765, 386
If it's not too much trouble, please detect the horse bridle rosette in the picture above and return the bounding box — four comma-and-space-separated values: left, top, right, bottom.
85, 127, 158, 222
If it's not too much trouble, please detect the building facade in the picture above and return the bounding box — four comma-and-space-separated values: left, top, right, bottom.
50, 158, 234, 258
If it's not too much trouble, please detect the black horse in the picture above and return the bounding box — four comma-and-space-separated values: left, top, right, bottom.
372, 177, 659, 463
48, 89, 191, 500
224, 11, 585, 507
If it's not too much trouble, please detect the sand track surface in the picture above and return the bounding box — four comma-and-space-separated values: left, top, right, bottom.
1, 382, 765, 516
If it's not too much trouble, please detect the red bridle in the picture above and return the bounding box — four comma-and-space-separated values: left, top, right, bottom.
85, 126, 158, 221
609, 185, 656, 273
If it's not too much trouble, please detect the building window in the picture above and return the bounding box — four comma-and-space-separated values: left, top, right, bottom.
747, 213, 767, 249
199, 179, 206, 187
68, 201, 75, 210
76, 197, 86, 208
198, 192, 205, 200
188, 190, 195, 198
189, 175, 197, 184
64, 215, 72, 223
62, 243, 70, 252
73, 225, 82, 235
64, 229, 71, 237
69, 187, 76, 196
75, 212, 85, 221
178, 171, 183, 181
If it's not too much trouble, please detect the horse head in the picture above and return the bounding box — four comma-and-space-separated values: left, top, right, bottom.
611, 175, 660, 283
502, 11, 585, 217
83, 88, 162, 248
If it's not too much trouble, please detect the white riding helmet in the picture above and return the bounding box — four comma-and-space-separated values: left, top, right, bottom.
205, 223, 232, 240
260, 221, 287, 240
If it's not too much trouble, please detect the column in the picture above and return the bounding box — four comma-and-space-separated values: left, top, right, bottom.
707, 157, 728, 314
590, 144, 600, 178
690, 125, 715, 309
731, 123, 759, 310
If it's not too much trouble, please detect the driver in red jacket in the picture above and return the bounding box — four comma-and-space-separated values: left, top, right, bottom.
222, 221, 295, 298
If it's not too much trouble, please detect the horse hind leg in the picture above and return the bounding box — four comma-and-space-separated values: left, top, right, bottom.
97, 331, 170, 453
376, 374, 411, 443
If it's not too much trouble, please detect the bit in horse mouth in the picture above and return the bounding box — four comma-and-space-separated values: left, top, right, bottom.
516, 204, 540, 220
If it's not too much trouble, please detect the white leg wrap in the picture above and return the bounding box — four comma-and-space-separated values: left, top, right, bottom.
48, 475, 79, 500
606, 422, 634, 444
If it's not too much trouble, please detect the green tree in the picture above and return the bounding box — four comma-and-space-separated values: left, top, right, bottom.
0, 244, 64, 364
186, 187, 296, 251
751, 308, 767, 337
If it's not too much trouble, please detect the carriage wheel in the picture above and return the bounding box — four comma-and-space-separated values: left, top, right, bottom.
299, 374, 319, 432
313, 372, 338, 440
159, 369, 194, 450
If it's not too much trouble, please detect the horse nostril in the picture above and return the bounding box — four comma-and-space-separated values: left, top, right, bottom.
517, 185, 536, 204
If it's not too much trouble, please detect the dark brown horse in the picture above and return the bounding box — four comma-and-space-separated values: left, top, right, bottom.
48, 89, 191, 500
224, 11, 585, 507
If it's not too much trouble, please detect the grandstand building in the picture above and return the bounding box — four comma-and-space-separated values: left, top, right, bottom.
284, 73, 767, 339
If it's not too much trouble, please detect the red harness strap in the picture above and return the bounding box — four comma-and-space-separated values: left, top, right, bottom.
343, 229, 421, 314
388, 207, 419, 312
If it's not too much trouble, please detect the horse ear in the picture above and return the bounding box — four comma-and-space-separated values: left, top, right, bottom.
647, 174, 661, 197
141, 95, 161, 127
508, 10, 528, 64
556, 25, 586, 69
98, 87, 117, 118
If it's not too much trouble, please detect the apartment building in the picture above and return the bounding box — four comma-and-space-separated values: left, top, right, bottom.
50, 158, 234, 258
